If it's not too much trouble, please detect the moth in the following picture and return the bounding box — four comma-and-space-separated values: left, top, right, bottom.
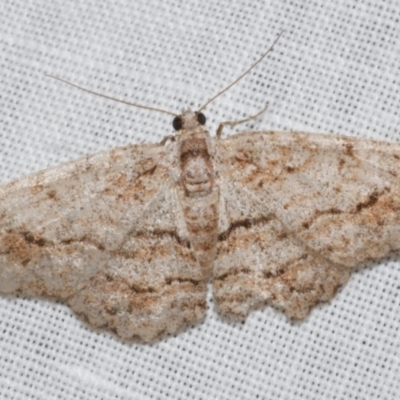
1, 34, 399, 342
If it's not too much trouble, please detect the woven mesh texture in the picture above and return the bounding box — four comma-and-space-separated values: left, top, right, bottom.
1, 1, 399, 399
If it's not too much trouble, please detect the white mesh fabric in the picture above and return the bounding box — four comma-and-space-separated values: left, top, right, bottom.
0, 1, 399, 399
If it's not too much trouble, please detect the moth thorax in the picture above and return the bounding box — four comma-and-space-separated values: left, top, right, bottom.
179, 137, 214, 197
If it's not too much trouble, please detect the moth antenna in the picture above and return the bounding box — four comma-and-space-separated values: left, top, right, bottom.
46, 75, 178, 117
197, 31, 284, 113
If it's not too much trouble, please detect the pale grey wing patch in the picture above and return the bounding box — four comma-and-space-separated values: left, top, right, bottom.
0, 232, 107, 298
218, 131, 400, 269
348, 136, 400, 177
217, 179, 275, 231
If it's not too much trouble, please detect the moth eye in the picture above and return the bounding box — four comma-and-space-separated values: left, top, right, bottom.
173, 116, 183, 131
197, 112, 206, 125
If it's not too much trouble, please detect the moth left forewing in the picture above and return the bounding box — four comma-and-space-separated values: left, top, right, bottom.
214, 131, 400, 320
0, 142, 207, 342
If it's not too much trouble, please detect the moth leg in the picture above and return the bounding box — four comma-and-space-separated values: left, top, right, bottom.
216, 103, 269, 138
160, 135, 176, 145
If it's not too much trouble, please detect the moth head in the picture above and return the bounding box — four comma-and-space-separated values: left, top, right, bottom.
172, 109, 206, 132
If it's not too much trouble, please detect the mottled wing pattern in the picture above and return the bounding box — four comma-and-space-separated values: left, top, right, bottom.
214, 131, 400, 319
0, 143, 206, 342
